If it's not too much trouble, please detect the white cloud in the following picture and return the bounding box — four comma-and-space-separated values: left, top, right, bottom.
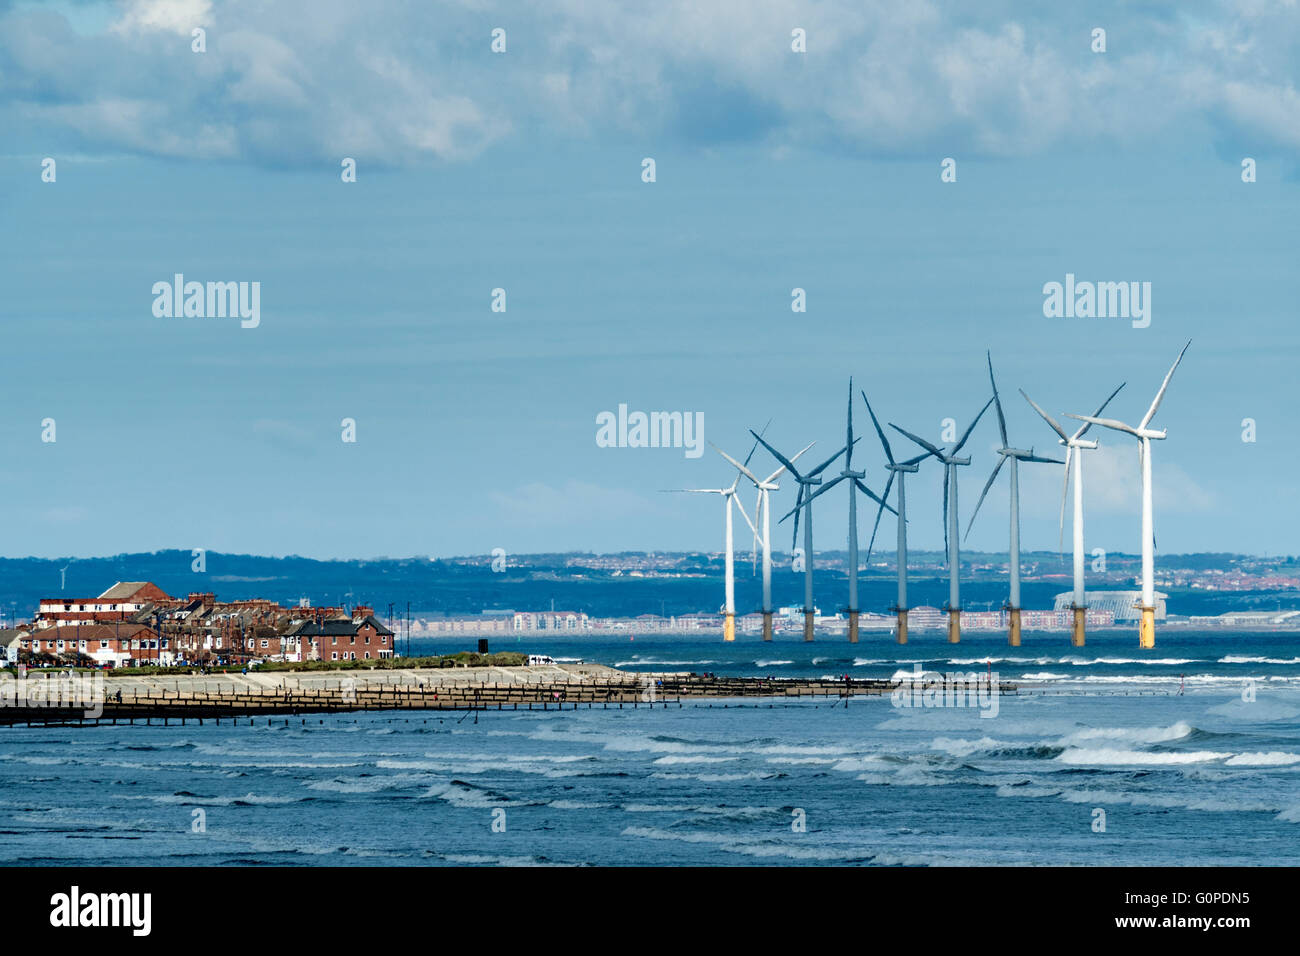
2, 1, 1297, 166
112, 0, 212, 37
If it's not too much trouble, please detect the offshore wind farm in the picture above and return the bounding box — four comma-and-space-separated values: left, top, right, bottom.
676, 343, 1194, 649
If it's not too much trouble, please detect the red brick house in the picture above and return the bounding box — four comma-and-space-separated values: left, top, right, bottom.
285, 606, 395, 661
19, 623, 169, 667
36, 582, 173, 629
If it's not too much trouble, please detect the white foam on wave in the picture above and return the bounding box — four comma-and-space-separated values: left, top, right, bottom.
1058, 721, 1194, 746
930, 736, 1011, 757
1223, 752, 1300, 767
1220, 656, 1300, 665
1056, 747, 1231, 766
651, 755, 737, 765
147, 792, 302, 806
422, 781, 510, 808
650, 770, 779, 782
308, 772, 430, 793
612, 659, 718, 667
621, 825, 849, 861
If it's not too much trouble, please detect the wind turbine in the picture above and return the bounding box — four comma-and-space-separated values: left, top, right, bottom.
1021, 380, 1125, 647
713, 440, 814, 641
861, 391, 933, 644
1069, 341, 1191, 649
965, 353, 1062, 647
753, 432, 851, 642
662, 473, 755, 642
890, 396, 994, 644
799, 379, 895, 643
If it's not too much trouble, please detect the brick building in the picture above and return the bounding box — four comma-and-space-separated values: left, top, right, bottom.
35, 582, 173, 629
284, 606, 395, 661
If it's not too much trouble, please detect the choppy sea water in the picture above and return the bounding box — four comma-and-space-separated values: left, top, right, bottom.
2, 630, 1298, 866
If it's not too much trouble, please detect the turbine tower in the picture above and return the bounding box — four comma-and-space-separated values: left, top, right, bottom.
861, 391, 932, 644
890, 397, 993, 644
799, 379, 895, 642
1021, 381, 1125, 647
713, 440, 814, 641
753, 432, 850, 642
1069, 341, 1191, 649
965, 353, 1062, 647
662, 472, 754, 642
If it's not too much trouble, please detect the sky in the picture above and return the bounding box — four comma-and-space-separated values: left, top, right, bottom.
0, 0, 1297, 561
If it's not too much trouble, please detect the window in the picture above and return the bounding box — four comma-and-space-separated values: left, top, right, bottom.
331, 652, 338, 660
365, 635, 370, 644
260, 639, 269, 648
364, 652, 370, 660
381, 636, 387, 644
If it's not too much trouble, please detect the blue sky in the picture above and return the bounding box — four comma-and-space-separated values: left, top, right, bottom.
0, 1, 1297, 560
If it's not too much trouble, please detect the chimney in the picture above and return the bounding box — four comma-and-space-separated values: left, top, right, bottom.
353, 605, 374, 623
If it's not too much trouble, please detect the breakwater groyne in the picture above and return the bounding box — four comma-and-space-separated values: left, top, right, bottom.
0, 663, 1017, 726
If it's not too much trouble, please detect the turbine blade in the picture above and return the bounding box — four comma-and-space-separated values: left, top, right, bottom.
713, 444, 761, 486
964, 456, 1005, 540
864, 472, 895, 565
1020, 388, 1069, 442
861, 390, 895, 464
901, 450, 933, 467
785, 486, 805, 554
987, 351, 1008, 447
1023, 454, 1064, 464
1071, 382, 1126, 441
764, 440, 815, 485
745, 419, 772, 468
752, 431, 801, 479
890, 423, 946, 459
1068, 414, 1141, 437
1140, 340, 1191, 430
808, 442, 853, 479
953, 397, 995, 454
804, 473, 847, 507
733, 494, 758, 538
853, 477, 897, 516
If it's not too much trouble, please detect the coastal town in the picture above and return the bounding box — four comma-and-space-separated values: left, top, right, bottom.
1, 582, 395, 668
3, 574, 1294, 670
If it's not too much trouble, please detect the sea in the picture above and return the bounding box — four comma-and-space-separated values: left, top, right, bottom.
2, 629, 1298, 866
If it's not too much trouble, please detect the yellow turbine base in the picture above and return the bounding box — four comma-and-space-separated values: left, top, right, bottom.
803, 612, 815, 642
761, 613, 773, 642
848, 612, 859, 644
947, 611, 961, 644
1139, 607, 1156, 649
1008, 608, 1021, 647
896, 611, 908, 645
1071, 607, 1086, 648
723, 614, 735, 643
